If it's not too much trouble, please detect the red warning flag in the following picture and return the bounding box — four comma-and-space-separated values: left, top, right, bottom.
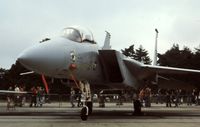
41, 74, 49, 94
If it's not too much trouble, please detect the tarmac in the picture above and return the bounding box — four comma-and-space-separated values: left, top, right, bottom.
0, 102, 200, 127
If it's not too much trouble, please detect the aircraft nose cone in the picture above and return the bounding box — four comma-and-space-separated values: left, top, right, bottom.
17, 46, 43, 71
18, 41, 66, 76
18, 53, 29, 67
18, 53, 27, 63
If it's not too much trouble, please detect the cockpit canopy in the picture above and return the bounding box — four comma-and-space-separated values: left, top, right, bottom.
62, 26, 96, 44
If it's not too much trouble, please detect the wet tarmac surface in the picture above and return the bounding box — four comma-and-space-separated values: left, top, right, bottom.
0, 102, 200, 127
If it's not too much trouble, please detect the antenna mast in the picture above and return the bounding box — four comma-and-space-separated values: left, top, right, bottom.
153, 28, 159, 66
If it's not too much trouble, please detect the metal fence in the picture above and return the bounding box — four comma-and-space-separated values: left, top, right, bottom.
0, 93, 199, 108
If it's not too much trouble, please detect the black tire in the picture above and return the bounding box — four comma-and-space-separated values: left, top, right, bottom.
85, 101, 93, 115
80, 106, 88, 121
133, 100, 142, 114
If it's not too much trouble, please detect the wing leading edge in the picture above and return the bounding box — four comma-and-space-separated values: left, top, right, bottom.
141, 64, 200, 74
123, 58, 200, 81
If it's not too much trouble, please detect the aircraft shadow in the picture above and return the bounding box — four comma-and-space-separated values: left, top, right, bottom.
0, 109, 200, 120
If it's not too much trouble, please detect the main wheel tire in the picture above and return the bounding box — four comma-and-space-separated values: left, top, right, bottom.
85, 101, 93, 115
134, 100, 142, 115
80, 106, 88, 121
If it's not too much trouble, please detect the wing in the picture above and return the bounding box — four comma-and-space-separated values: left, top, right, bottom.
123, 58, 200, 90
123, 58, 200, 80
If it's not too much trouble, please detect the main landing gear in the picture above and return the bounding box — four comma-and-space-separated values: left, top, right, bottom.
133, 100, 142, 115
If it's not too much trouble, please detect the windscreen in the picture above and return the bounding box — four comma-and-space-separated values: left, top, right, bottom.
62, 28, 82, 42
62, 26, 95, 43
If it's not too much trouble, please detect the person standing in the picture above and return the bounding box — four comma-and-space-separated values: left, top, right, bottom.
186, 90, 192, 106
139, 88, 145, 107
30, 86, 37, 107
144, 86, 151, 107
70, 87, 75, 107
77, 89, 82, 107
174, 90, 179, 107
166, 90, 172, 107
14, 85, 20, 106
7, 86, 14, 111
36, 86, 42, 107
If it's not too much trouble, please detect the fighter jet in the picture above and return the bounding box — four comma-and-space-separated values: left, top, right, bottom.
17, 26, 200, 120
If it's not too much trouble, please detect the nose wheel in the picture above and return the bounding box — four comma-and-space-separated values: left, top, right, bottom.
80, 102, 93, 120
133, 100, 142, 115
81, 106, 89, 121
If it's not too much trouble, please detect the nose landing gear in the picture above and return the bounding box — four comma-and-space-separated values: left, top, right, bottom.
79, 80, 93, 121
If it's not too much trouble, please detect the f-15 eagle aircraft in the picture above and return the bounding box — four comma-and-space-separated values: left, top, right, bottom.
17, 26, 200, 120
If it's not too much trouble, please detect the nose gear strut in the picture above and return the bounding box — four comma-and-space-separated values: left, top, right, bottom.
68, 63, 92, 121
41, 74, 49, 94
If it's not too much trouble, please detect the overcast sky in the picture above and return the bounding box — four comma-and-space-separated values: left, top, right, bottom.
1, 0, 200, 69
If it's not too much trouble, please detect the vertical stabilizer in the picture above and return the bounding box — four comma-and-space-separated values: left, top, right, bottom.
102, 31, 111, 50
